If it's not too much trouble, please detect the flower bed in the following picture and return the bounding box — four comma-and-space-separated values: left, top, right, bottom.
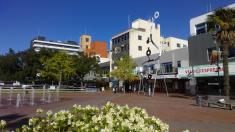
4, 102, 169, 131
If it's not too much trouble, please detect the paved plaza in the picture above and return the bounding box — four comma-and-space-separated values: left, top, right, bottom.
0, 91, 235, 132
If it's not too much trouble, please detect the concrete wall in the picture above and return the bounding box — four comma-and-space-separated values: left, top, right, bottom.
80, 35, 91, 50
161, 37, 188, 52
188, 34, 216, 66
129, 19, 161, 58
86, 41, 108, 58
160, 47, 189, 67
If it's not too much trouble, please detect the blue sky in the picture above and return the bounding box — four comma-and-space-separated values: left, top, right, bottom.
0, 0, 234, 54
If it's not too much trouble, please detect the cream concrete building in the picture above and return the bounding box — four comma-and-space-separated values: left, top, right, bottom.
80, 35, 91, 50
160, 37, 188, 52
111, 18, 161, 60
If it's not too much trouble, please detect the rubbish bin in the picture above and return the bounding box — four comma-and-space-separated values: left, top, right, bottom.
196, 95, 203, 106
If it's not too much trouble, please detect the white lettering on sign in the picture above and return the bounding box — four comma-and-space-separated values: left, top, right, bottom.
178, 62, 235, 78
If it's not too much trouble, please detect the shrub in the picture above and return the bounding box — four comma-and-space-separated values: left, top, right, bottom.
16, 102, 169, 132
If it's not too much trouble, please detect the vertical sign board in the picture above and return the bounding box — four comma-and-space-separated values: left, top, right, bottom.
178, 62, 235, 78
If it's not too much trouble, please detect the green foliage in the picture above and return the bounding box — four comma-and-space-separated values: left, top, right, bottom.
40, 51, 75, 84
207, 8, 235, 96
73, 52, 100, 82
0, 48, 102, 85
15, 102, 169, 132
207, 8, 235, 46
0, 48, 55, 83
111, 54, 136, 82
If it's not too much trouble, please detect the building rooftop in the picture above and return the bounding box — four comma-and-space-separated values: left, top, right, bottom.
32, 36, 79, 46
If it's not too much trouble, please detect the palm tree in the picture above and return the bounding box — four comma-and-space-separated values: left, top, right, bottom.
207, 8, 235, 96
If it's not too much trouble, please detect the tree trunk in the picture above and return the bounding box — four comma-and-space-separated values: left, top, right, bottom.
80, 76, 84, 88
57, 71, 62, 101
222, 44, 230, 96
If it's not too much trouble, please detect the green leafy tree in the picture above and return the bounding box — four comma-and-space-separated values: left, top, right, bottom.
73, 52, 100, 87
111, 54, 136, 90
40, 52, 75, 88
207, 8, 235, 96
0, 49, 20, 81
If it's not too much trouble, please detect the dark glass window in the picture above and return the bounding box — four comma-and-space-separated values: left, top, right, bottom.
196, 23, 207, 35
161, 62, 173, 74
138, 46, 142, 51
85, 38, 89, 42
229, 47, 235, 58
177, 43, 181, 48
177, 61, 181, 67
138, 35, 142, 40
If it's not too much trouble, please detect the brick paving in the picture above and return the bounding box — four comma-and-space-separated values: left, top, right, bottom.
0, 91, 235, 132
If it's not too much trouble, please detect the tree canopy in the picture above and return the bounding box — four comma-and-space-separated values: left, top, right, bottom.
111, 54, 136, 82
0, 48, 55, 83
40, 51, 75, 84
72, 52, 100, 85
0, 48, 101, 85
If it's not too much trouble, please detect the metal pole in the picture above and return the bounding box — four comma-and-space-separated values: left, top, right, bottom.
214, 39, 221, 95
152, 78, 156, 96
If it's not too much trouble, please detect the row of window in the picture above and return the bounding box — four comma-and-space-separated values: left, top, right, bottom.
161, 41, 186, 48
112, 34, 144, 45
160, 61, 181, 74
113, 44, 129, 54
34, 42, 80, 49
112, 33, 129, 45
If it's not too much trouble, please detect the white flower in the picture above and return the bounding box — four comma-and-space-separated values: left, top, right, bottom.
68, 113, 73, 119
47, 110, 53, 116
28, 118, 34, 126
0, 120, 6, 128
36, 108, 43, 114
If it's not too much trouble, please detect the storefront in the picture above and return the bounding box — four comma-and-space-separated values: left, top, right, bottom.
151, 74, 187, 93
178, 62, 235, 95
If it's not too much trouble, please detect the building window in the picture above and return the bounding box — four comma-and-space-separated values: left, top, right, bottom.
126, 33, 129, 40
167, 42, 170, 47
138, 35, 142, 40
177, 61, 181, 67
86, 45, 89, 49
229, 47, 235, 58
121, 45, 124, 51
149, 64, 156, 74
138, 46, 142, 51
86, 38, 89, 42
183, 44, 186, 47
177, 43, 181, 48
160, 62, 173, 74
196, 23, 207, 35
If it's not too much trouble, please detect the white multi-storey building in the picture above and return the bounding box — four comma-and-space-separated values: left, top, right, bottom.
111, 19, 161, 60
160, 37, 188, 52
190, 3, 235, 36
31, 36, 82, 55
